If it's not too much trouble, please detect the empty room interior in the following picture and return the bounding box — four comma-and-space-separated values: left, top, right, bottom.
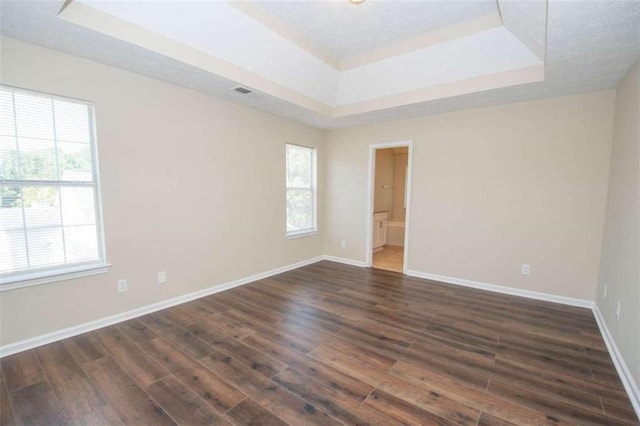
1, 0, 639, 425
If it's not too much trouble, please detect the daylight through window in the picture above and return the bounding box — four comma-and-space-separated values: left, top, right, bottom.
286, 143, 317, 237
0, 85, 106, 287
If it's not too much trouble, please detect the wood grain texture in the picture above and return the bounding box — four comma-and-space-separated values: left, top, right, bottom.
62, 333, 108, 365
146, 376, 229, 425
9, 381, 67, 426
200, 352, 340, 425
372, 245, 404, 273
0, 379, 16, 426
94, 327, 170, 387
1, 261, 637, 425
364, 388, 459, 425
140, 337, 246, 413
0, 351, 44, 392
34, 342, 119, 424
83, 357, 175, 425
272, 367, 402, 426
225, 398, 287, 426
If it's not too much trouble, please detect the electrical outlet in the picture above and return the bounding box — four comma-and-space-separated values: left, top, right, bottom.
521, 264, 530, 275
616, 302, 621, 320
340, 240, 347, 249
158, 271, 167, 284
603, 285, 607, 299
117, 279, 128, 293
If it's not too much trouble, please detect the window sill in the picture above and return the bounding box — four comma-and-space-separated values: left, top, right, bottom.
286, 230, 318, 240
0, 263, 111, 292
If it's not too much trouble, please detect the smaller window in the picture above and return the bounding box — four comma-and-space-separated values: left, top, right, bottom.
286, 143, 317, 238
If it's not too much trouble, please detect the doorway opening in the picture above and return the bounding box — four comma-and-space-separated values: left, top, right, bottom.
367, 141, 413, 274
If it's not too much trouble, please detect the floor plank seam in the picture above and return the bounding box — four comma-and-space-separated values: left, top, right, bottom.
92, 351, 180, 425
222, 395, 247, 415
117, 318, 241, 423
3, 380, 19, 425
32, 349, 71, 423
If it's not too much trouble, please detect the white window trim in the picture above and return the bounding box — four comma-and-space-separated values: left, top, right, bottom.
285, 143, 317, 239
286, 230, 318, 240
0, 85, 109, 290
0, 262, 111, 291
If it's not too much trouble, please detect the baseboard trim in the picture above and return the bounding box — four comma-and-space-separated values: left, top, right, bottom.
322, 255, 368, 268
405, 270, 594, 308
592, 304, 640, 417
0, 256, 324, 358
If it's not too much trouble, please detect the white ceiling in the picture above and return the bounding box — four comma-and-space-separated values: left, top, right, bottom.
1, 0, 639, 130
252, 0, 499, 60
56, 0, 542, 114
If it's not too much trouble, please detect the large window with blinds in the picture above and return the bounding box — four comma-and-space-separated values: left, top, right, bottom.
0, 86, 107, 289
286, 143, 317, 238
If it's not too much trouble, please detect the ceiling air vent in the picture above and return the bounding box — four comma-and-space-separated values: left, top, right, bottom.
232, 86, 253, 95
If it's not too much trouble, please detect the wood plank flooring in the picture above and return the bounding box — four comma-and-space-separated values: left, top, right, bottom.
1, 261, 637, 425
373, 246, 404, 273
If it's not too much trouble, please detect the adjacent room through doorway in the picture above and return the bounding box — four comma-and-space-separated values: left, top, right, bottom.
371, 146, 409, 273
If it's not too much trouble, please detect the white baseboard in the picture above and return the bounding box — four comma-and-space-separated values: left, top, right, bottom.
592, 305, 640, 418
0, 256, 324, 358
405, 270, 594, 308
322, 255, 367, 268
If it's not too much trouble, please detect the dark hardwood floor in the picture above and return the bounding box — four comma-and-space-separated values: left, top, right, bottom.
1, 261, 637, 425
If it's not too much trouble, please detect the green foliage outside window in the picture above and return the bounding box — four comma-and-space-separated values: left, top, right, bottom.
0, 145, 91, 207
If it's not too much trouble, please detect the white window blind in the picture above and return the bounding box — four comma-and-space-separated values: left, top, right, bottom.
0, 85, 106, 286
286, 143, 317, 237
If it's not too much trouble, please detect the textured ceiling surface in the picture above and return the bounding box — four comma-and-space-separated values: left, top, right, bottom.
499, 0, 547, 60
251, 0, 498, 60
1, 0, 639, 130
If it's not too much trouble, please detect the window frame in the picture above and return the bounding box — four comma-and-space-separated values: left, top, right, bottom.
285, 143, 317, 239
0, 85, 110, 291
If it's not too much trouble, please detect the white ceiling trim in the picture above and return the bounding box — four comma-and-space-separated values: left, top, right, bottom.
227, 1, 341, 70
58, 0, 333, 116
75, 0, 339, 105
2, 0, 635, 129
59, 0, 547, 117
229, 1, 505, 72
334, 64, 545, 117
251, 0, 500, 61
335, 27, 543, 106
499, 0, 547, 61
339, 12, 503, 70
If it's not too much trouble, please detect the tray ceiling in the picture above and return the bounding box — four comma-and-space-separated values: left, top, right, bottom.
250, 0, 500, 60
1, 0, 638, 129
56, 0, 544, 116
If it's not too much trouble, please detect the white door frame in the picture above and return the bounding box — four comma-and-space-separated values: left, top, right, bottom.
366, 140, 414, 274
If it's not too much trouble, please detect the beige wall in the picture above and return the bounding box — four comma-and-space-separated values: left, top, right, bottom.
0, 38, 324, 346
0, 37, 626, 352
596, 61, 640, 385
324, 91, 614, 300
373, 148, 394, 215
392, 153, 408, 222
